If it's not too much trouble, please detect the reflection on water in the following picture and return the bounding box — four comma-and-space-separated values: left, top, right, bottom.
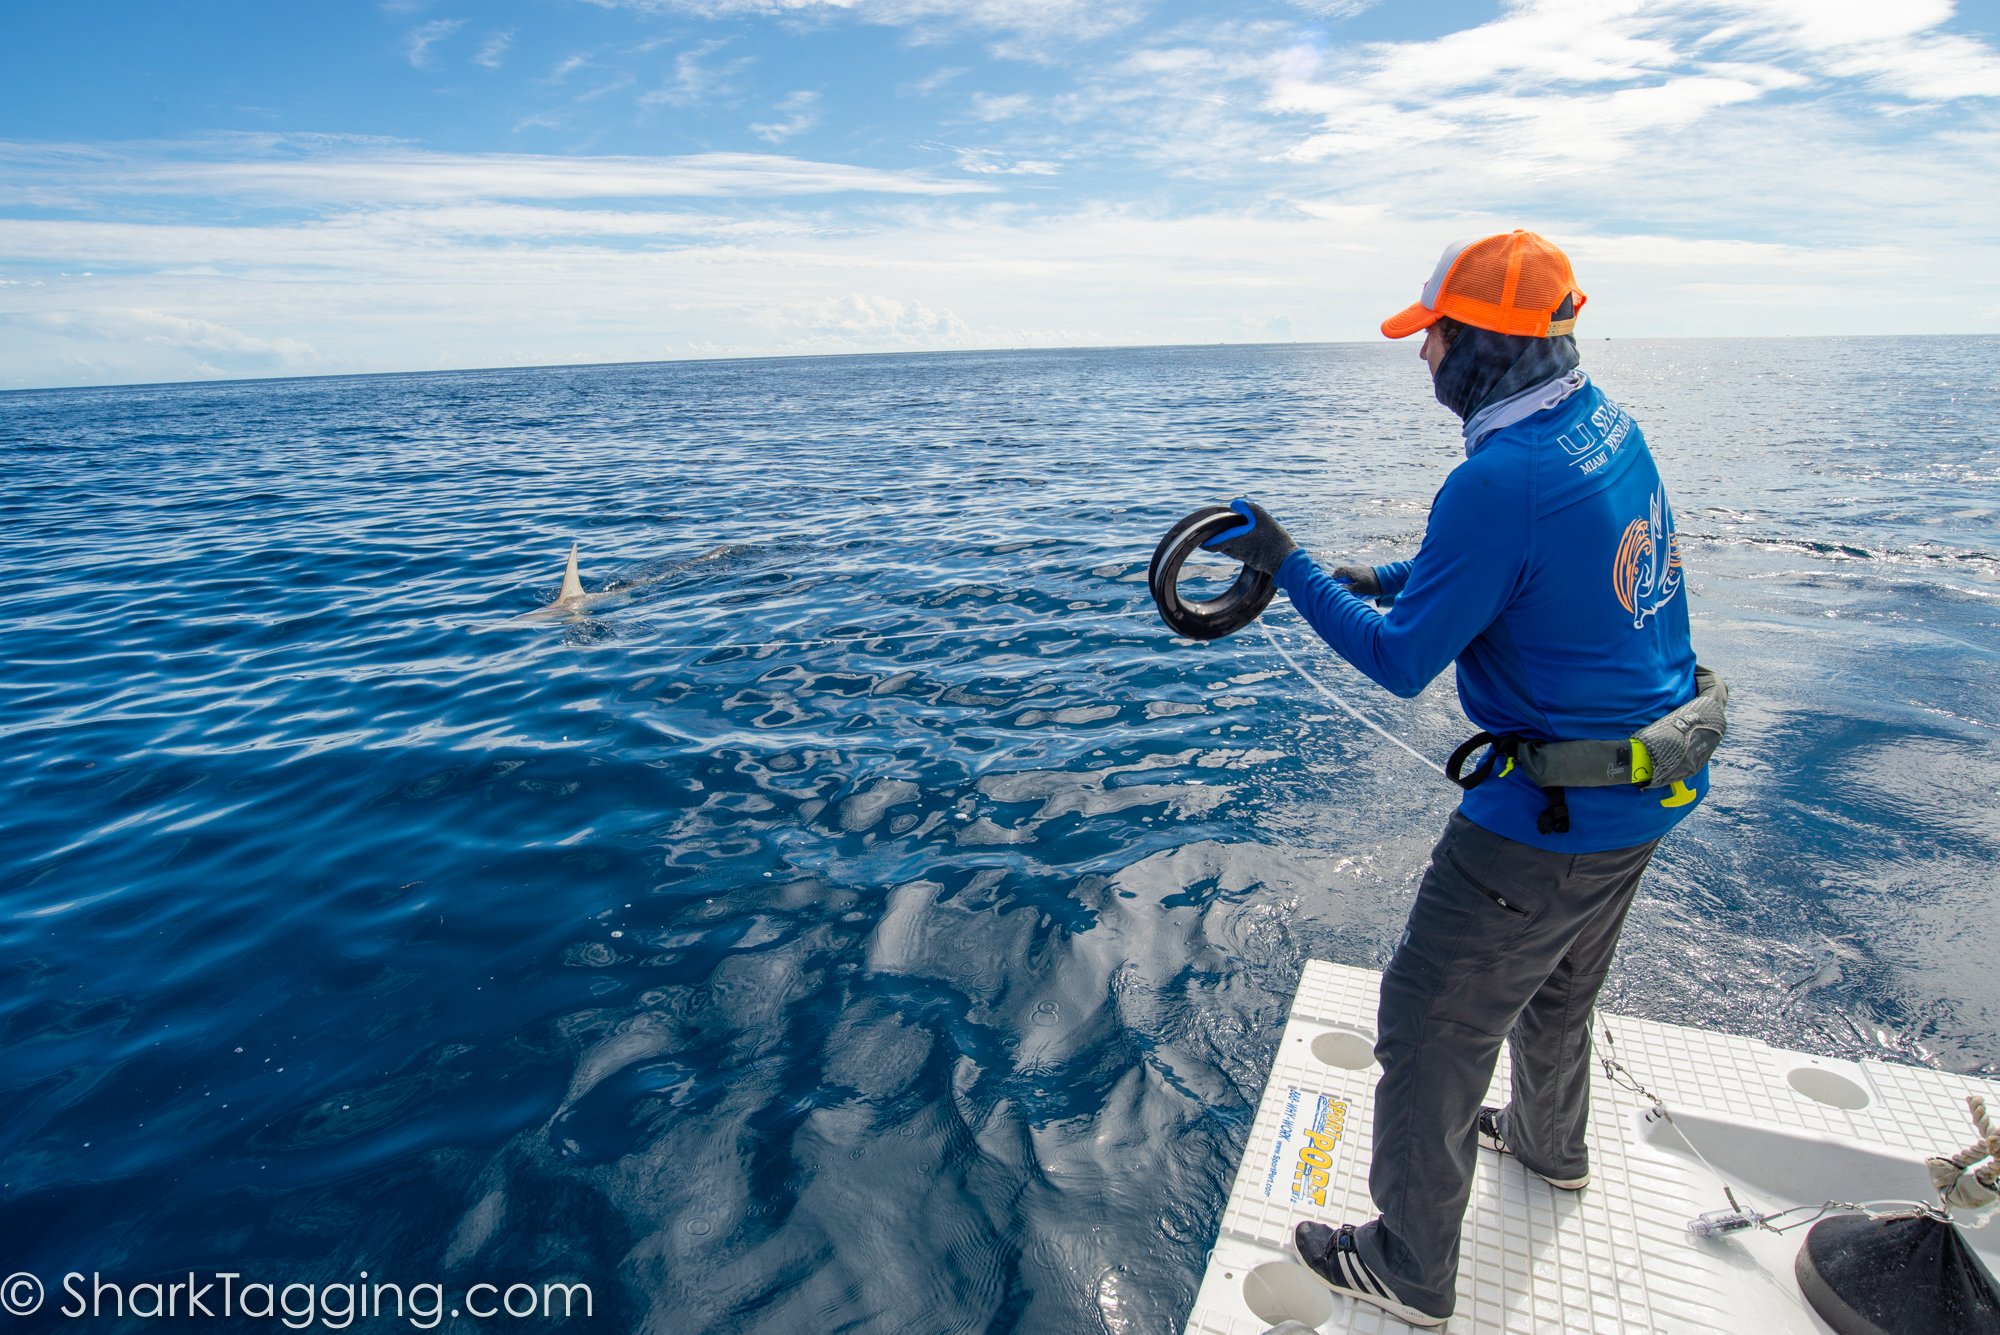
1, 338, 1995, 1331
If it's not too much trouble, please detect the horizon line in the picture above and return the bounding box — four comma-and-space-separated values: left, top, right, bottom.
6, 331, 1993, 397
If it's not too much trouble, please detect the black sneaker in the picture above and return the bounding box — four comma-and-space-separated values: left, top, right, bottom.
1291, 1220, 1448, 1328
1476, 1106, 1589, 1190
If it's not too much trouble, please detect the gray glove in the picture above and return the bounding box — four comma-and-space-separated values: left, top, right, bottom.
1332, 565, 1381, 597
1632, 667, 1727, 788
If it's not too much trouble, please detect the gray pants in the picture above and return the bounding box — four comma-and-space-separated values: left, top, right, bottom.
1353, 811, 1661, 1317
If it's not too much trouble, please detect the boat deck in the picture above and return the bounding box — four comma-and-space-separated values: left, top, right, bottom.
1184, 961, 2000, 1333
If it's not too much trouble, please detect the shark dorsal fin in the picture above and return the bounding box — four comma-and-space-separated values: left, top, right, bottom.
559, 542, 584, 602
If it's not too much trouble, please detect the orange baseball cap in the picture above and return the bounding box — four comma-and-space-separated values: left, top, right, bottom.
1381, 230, 1586, 339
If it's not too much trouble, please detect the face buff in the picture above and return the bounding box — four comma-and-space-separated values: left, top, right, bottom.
1431, 322, 1580, 425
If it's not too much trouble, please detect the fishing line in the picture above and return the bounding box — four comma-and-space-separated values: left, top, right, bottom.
624, 608, 1142, 653
1258, 621, 1446, 776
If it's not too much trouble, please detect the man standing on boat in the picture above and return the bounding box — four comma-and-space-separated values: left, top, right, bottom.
1204, 230, 1722, 1327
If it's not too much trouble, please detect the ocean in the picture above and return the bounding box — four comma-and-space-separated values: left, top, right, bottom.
3, 338, 1996, 1332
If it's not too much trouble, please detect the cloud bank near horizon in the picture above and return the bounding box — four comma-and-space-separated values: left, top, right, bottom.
1, 0, 1996, 389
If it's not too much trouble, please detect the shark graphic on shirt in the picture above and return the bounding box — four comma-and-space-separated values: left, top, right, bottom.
1612, 484, 1683, 630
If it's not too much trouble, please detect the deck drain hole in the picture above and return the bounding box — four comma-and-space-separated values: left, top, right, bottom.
1310, 1028, 1376, 1070
1788, 1066, 1869, 1110
1242, 1262, 1333, 1328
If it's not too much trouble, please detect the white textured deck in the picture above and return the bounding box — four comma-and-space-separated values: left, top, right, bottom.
1185, 960, 2000, 1334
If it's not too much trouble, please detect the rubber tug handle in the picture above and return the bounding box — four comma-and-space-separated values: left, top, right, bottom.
1149, 506, 1278, 641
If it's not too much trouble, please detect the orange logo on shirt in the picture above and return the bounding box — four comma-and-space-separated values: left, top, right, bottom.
1612, 486, 1683, 628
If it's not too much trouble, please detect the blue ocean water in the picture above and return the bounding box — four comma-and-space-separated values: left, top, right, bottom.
2, 339, 1996, 1332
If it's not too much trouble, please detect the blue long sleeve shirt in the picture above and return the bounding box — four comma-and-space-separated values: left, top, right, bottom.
1274, 376, 1707, 852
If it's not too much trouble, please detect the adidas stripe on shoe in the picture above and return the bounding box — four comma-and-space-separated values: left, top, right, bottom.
1291, 1220, 1448, 1328
1476, 1106, 1590, 1190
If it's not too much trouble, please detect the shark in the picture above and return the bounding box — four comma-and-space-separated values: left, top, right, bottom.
509, 539, 751, 624
510, 542, 616, 623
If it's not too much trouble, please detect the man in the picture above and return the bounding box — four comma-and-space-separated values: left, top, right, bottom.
1206, 230, 1713, 1327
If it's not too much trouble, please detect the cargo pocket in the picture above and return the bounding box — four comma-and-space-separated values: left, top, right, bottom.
1465, 878, 1528, 916
1439, 832, 1538, 922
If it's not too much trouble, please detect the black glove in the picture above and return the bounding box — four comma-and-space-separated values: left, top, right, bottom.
1202, 499, 1297, 575
1332, 565, 1381, 597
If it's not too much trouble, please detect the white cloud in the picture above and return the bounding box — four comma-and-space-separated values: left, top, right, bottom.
0, 205, 1376, 387
6, 139, 996, 206
924, 21, 1305, 180
1281, 72, 1772, 181
950, 146, 1057, 175
404, 18, 467, 68
1698, 0, 1953, 54
779, 291, 970, 343
579, 0, 1143, 49
1667, 0, 2000, 102
751, 91, 821, 143
970, 92, 1033, 121
475, 31, 514, 69
1266, 0, 2000, 185
638, 40, 752, 108
1818, 29, 2000, 101
576, 72, 639, 102
905, 66, 968, 95
1286, 0, 1378, 16
7, 184, 1992, 389
23, 308, 320, 368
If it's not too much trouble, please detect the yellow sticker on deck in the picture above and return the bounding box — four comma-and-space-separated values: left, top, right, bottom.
1261, 1088, 1351, 1207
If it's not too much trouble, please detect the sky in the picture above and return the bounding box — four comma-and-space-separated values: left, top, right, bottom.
2, 0, 1997, 389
